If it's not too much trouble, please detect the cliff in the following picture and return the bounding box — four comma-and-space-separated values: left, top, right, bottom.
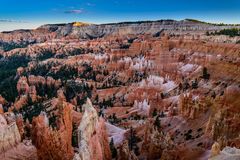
37, 20, 240, 39
1, 19, 240, 51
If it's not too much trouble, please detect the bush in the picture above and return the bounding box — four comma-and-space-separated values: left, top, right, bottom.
154, 116, 161, 129
0, 41, 31, 52
20, 103, 44, 122
37, 51, 54, 61
192, 79, 198, 89
209, 28, 240, 37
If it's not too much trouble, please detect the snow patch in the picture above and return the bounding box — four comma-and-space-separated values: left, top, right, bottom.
119, 57, 132, 63
106, 123, 126, 146
130, 56, 154, 70
180, 64, 198, 73
93, 53, 108, 60
162, 81, 176, 92
40, 112, 49, 126
139, 75, 176, 92
210, 147, 240, 160
129, 99, 150, 116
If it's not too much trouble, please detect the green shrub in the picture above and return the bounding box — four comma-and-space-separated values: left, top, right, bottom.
209, 28, 240, 37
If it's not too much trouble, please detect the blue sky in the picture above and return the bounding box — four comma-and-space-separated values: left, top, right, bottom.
0, 0, 240, 31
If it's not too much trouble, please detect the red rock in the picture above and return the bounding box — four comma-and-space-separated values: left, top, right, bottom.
31, 99, 74, 160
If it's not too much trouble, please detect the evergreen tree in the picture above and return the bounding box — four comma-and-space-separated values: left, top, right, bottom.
192, 79, 198, 89
98, 110, 104, 117
129, 127, 134, 150
211, 91, 216, 99
178, 82, 183, 91
134, 145, 140, 156
154, 116, 161, 129
202, 67, 210, 80
110, 138, 117, 159
160, 111, 165, 118
95, 94, 99, 103
112, 113, 117, 124
72, 124, 79, 148
206, 31, 210, 36
128, 127, 138, 151
160, 92, 165, 99
27, 94, 33, 105
183, 80, 190, 91
152, 108, 158, 117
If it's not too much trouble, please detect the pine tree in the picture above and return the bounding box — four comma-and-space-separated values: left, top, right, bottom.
152, 108, 158, 117
154, 116, 161, 129
27, 94, 33, 105
72, 124, 79, 147
179, 82, 183, 91
129, 127, 134, 150
160, 111, 165, 118
112, 113, 117, 124
202, 67, 210, 80
192, 79, 198, 89
110, 138, 117, 159
95, 94, 99, 103
128, 127, 138, 151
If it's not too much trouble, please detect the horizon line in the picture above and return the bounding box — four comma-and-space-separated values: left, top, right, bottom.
1, 18, 240, 32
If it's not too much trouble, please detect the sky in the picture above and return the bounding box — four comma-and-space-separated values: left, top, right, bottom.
0, 0, 240, 31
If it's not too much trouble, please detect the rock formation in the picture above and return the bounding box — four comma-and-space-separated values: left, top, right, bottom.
77, 98, 111, 160
211, 142, 221, 157
0, 114, 21, 152
142, 120, 174, 159
118, 140, 138, 160
31, 98, 74, 160
210, 146, 240, 160
179, 92, 209, 119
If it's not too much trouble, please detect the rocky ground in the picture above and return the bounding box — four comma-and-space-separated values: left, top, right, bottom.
0, 20, 240, 160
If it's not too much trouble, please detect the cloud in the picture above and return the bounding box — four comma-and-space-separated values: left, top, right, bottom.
0, 19, 28, 23
64, 9, 84, 14
86, 2, 95, 6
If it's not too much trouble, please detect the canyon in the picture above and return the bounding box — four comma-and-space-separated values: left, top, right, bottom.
0, 19, 240, 160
